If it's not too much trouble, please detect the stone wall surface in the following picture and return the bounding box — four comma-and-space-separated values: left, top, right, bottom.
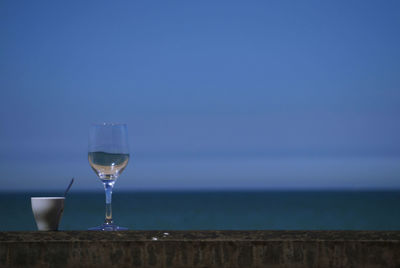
0, 231, 399, 268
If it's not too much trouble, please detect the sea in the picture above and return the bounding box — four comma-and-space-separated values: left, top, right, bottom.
1, 191, 400, 231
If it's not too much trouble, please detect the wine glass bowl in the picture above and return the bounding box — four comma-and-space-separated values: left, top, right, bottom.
88, 151, 129, 182
88, 123, 129, 231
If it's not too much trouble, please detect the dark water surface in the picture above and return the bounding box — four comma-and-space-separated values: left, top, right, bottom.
1, 191, 400, 231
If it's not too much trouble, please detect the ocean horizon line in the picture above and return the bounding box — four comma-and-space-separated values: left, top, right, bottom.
3, 187, 400, 194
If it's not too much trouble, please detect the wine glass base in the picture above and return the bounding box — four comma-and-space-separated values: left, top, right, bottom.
88, 223, 128, 231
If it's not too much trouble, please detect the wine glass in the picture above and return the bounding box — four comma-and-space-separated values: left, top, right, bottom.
88, 123, 129, 231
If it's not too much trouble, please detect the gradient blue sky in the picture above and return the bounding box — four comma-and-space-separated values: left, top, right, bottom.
1, 0, 399, 191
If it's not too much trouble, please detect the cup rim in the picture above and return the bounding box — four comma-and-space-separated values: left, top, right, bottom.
31, 197, 65, 200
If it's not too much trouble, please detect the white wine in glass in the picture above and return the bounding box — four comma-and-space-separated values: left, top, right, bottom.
88, 123, 129, 231
88, 152, 129, 181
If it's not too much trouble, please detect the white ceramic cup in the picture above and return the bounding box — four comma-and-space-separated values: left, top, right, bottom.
31, 197, 65, 231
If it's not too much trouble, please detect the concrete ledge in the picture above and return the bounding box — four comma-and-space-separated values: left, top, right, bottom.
1, 231, 400, 267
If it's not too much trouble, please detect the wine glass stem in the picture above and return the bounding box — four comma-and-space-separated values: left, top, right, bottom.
104, 181, 115, 224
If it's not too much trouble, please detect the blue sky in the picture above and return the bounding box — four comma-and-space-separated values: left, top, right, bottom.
0, 1, 399, 191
